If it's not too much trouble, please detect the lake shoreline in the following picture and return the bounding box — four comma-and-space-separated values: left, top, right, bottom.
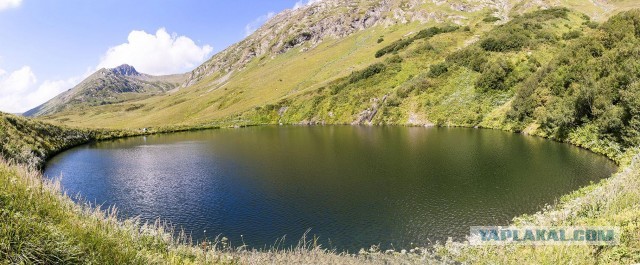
1, 112, 638, 263
45, 125, 615, 252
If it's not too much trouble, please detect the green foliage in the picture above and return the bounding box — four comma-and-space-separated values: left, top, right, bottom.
483, 16, 501, 23
386, 96, 402, 107
375, 25, 458, 58
284, 32, 313, 48
384, 54, 404, 64
0, 113, 99, 167
348, 63, 386, 84
6, 6, 640, 265
375, 38, 412, 58
411, 42, 435, 55
446, 46, 489, 72
396, 74, 432, 98
562, 30, 583, 40
480, 33, 531, 52
475, 59, 513, 92
428, 62, 448, 77
377, 37, 384, 43
584, 20, 599, 29
509, 10, 640, 148
528, 7, 570, 20
478, 7, 569, 52
414, 25, 459, 39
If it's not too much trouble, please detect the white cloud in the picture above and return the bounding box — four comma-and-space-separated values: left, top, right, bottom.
0, 0, 22, 11
0, 28, 210, 113
97, 28, 213, 75
0, 66, 35, 95
0, 66, 87, 113
25, 75, 85, 107
244, 12, 275, 36
0, 66, 37, 113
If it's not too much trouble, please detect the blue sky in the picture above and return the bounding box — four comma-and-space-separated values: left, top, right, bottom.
0, 0, 311, 113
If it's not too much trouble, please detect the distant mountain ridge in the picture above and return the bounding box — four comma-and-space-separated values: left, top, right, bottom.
24, 65, 187, 117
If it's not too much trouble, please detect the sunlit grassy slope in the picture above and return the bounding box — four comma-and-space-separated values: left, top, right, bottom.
44, 22, 428, 128
42, 0, 640, 130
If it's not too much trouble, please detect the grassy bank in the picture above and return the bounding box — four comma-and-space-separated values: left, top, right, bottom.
0, 112, 226, 169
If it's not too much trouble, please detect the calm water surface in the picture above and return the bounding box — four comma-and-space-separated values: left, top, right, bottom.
45, 126, 616, 251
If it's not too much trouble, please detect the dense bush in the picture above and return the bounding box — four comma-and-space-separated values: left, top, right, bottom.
478, 8, 569, 52
480, 33, 530, 52
483, 16, 501, 23
375, 39, 413, 58
427, 63, 448, 78
284, 32, 313, 48
445, 46, 488, 72
508, 9, 640, 147
349, 63, 386, 83
414, 25, 458, 39
385, 55, 404, 64
328, 62, 388, 95
475, 59, 513, 92
375, 25, 458, 58
562, 30, 583, 40
396, 74, 432, 98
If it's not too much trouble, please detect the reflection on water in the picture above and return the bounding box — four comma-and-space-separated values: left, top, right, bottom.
45, 126, 617, 251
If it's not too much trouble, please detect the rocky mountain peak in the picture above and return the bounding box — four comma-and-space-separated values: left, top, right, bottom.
111, 64, 140, 76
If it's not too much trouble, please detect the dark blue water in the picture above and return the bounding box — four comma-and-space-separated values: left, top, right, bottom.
44, 126, 617, 251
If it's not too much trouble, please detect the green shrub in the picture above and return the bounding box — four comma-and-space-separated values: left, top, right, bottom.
509, 9, 640, 148
446, 46, 488, 72
562, 30, 583, 40
375, 25, 458, 58
477, 8, 570, 53
348, 63, 386, 84
385, 55, 404, 64
375, 38, 412, 58
414, 25, 458, 39
584, 21, 599, 29
480, 34, 529, 52
386, 96, 402, 107
475, 59, 513, 92
483, 16, 501, 23
427, 63, 448, 78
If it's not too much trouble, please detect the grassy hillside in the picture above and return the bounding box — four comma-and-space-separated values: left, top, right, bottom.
0, 112, 218, 169
38, 0, 640, 129
0, 113, 111, 168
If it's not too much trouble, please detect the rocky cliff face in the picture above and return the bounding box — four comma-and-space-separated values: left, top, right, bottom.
182, 0, 562, 88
